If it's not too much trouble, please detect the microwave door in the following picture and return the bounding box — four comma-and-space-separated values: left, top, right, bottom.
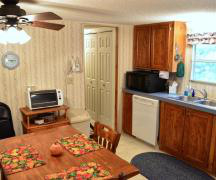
126, 75, 133, 90
31, 91, 58, 108
137, 75, 146, 91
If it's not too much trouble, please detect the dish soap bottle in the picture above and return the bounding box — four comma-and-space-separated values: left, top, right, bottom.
188, 85, 192, 97
184, 86, 189, 96
192, 89, 195, 97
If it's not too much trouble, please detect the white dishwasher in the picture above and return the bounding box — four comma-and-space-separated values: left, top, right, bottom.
132, 95, 159, 146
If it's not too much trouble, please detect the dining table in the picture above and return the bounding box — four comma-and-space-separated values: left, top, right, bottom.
0, 125, 139, 180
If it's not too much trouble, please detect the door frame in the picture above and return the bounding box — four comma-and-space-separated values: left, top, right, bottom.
82, 24, 118, 131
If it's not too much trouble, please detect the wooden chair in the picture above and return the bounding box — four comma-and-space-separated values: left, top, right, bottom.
93, 122, 121, 154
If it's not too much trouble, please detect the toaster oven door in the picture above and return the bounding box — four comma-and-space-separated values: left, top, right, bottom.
30, 90, 58, 109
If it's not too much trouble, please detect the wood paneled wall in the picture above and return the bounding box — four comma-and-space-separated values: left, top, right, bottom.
0, 20, 134, 135
177, 45, 216, 99
0, 21, 85, 135
117, 25, 134, 132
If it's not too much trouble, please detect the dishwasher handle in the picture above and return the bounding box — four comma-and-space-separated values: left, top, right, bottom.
134, 100, 154, 106
133, 95, 158, 106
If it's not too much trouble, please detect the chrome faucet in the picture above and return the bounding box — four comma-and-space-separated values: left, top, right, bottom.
195, 89, 208, 99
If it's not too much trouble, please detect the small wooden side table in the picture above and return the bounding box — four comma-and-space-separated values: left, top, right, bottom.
20, 105, 70, 134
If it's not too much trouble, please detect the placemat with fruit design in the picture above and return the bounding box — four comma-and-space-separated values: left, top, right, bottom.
0, 145, 46, 175
58, 134, 102, 157
45, 162, 112, 180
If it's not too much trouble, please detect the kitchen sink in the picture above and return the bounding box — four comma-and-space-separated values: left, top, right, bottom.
194, 100, 216, 107
168, 94, 216, 108
168, 95, 202, 102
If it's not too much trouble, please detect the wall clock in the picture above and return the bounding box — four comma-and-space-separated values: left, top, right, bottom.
1, 51, 20, 70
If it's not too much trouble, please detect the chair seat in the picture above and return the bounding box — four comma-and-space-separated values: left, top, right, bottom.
131, 152, 214, 180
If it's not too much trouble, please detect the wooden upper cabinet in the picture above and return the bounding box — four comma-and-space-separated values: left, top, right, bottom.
151, 23, 171, 71
133, 25, 151, 69
182, 109, 213, 168
122, 92, 132, 135
159, 102, 185, 156
133, 21, 186, 72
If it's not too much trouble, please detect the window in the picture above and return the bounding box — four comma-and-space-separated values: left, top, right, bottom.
191, 44, 216, 84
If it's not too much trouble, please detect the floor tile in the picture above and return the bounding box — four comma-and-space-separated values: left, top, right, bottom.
116, 133, 160, 179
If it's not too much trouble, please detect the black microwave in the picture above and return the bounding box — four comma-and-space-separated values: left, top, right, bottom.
126, 71, 166, 93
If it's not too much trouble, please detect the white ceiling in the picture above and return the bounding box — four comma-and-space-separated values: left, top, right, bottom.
11, 0, 216, 31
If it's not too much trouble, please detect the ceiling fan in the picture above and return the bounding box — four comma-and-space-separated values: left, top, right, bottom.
0, 0, 65, 31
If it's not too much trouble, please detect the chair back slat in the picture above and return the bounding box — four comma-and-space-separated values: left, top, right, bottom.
93, 122, 121, 153
103, 138, 107, 148
99, 136, 103, 144
107, 141, 112, 150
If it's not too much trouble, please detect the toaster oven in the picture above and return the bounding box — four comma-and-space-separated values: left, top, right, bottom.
26, 89, 63, 110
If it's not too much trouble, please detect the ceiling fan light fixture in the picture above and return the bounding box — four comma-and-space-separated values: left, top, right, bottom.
0, 29, 7, 44
18, 29, 31, 44
6, 26, 20, 44
0, 26, 31, 45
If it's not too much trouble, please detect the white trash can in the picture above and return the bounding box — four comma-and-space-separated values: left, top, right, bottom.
69, 110, 91, 136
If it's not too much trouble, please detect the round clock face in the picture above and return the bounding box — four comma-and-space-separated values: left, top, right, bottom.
2, 52, 20, 70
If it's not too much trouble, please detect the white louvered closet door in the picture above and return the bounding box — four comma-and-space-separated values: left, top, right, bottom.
97, 31, 114, 128
84, 33, 98, 121
84, 28, 115, 128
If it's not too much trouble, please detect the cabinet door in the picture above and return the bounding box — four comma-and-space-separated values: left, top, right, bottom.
183, 109, 213, 168
122, 92, 132, 135
151, 23, 172, 71
133, 25, 151, 69
159, 102, 185, 156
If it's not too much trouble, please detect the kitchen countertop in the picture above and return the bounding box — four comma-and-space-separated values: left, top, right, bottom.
124, 88, 216, 115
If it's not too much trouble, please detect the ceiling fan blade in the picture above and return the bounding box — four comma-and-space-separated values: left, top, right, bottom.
22, 12, 62, 21
31, 21, 65, 31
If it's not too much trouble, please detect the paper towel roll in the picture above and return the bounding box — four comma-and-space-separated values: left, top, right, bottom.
159, 71, 169, 79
